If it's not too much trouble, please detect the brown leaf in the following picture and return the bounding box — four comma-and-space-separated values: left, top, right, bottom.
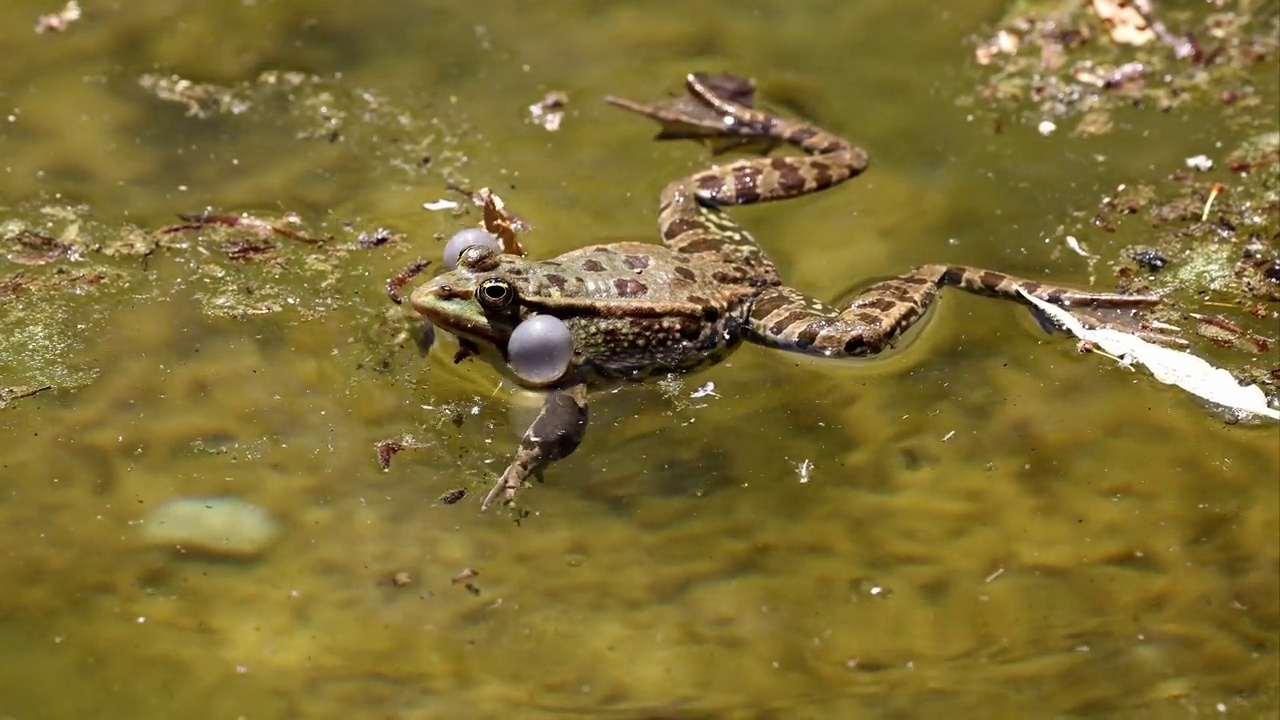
473, 188, 528, 256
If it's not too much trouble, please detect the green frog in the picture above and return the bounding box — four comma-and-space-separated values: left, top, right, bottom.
409, 72, 1160, 510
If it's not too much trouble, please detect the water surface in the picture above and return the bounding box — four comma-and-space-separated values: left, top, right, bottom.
1, 1, 1277, 717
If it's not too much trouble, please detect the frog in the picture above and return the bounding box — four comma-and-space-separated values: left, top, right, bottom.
408, 72, 1161, 510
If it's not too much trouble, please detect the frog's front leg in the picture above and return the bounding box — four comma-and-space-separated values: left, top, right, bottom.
747, 264, 1162, 357
481, 382, 589, 511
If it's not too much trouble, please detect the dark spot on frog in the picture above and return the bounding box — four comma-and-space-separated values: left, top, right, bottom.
843, 336, 873, 356
768, 310, 810, 336
795, 322, 828, 349
979, 271, 1005, 289
750, 291, 788, 317
687, 294, 720, 320
673, 266, 697, 282
679, 236, 724, 254
696, 173, 726, 196
622, 254, 650, 271
613, 278, 647, 297
770, 157, 808, 191
662, 217, 699, 242
545, 274, 568, 291
581, 259, 606, 272
712, 268, 747, 284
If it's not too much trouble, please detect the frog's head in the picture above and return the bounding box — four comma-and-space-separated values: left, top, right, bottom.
409, 244, 534, 352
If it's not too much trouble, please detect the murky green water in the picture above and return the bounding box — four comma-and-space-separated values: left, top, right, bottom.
2, 1, 1277, 717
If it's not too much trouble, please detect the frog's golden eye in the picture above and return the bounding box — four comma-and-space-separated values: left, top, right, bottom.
476, 277, 516, 310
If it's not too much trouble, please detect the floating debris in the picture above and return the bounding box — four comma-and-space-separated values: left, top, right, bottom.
3, 229, 82, 266
1185, 154, 1215, 172
1064, 235, 1095, 259
1129, 247, 1169, 271
1090, 0, 1157, 47
375, 438, 407, 470
528, 91, 568, 132
974, 30, 1021, 65
386, 259, 432, 305
689, 382, 720, 399
357, 227, 401, 248
0, 384, 53, 410
438, 488, 467, 505
423, 199, 460, 212
1200, 181, 1225, 220
161, 211, 320, 243
139, 73, 254, 118
34, 1, 80, 34
795, 458, 814, 484
968, 0, 1277, 137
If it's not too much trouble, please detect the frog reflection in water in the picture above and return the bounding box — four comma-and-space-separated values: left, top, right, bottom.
409, 72, 1160, 510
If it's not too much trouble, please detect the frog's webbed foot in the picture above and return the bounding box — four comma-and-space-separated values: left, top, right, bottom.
480, 383, 589, 512
609, 73, 867, 213
1031, 304, 1188, 348
604, 72, 780, 155
607, 72, 863, 162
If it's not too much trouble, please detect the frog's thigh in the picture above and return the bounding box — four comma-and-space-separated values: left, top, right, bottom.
523, 383, 589, 461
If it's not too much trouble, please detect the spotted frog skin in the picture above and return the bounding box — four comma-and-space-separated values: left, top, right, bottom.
410, 72, 1160, 510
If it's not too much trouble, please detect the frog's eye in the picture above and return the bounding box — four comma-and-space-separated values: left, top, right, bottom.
476, 277, 516, 310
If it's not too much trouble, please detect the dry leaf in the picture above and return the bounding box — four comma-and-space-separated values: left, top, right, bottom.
472, 187, 529, 256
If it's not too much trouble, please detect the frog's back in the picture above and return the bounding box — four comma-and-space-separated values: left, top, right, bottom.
530, 243, 720, 301
534, 243, 757, 380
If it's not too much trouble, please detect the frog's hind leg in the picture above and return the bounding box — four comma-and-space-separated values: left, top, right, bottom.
747, 264, 1163, 358
607, 73, 869, 276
